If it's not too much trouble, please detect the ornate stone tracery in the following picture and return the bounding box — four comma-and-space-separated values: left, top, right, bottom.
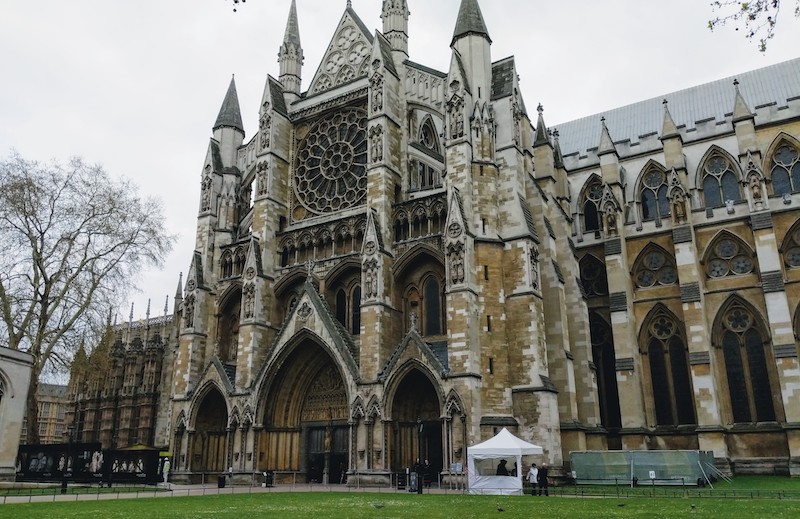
293, 108, 368, 216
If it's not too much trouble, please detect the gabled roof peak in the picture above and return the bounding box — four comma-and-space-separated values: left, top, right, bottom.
451, 0, 491, 46
213, 76, 244, 133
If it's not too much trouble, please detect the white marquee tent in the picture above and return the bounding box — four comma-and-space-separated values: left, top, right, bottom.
466, 428, 544, 495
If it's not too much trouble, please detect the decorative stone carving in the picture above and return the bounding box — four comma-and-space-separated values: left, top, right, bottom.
370, 73, 383, 113
259, 102, 271, 151
186, 279, 196, 292
448, 242, 465, 285
200, 166, 212, 213
242, 284, 255, 319
256, 161, 268, 196
297, 302, 313, 322
369, 125, 383, 164
447, 95, 465, 140
447, 222, 462, 239
530, 246, 540, 290
364, 240, 377, 255
363, 259, 379, 299
184, 294, 195, 328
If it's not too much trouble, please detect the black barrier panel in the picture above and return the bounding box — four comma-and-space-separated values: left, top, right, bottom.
16, 443, 103, 483
104, 449, 160, 484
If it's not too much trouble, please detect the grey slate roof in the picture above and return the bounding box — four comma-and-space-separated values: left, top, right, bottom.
491, 57, 515, 101
214, 77, 244, 132
404, 60, 447, 78
553, 58, 800, 158
452, 0, 491, 45
377, 32, 399, 79
268, 77, 288, 117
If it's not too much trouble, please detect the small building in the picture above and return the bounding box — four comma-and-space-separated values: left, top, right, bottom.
0, 346, 34, 481
20, 383, 69, 445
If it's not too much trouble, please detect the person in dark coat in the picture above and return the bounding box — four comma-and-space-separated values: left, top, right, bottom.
496, 459, 509, 476
537, 463, 549, 496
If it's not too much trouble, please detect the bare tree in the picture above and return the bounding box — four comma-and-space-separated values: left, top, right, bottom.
709, 1, 800, 51
0, 153, 174, 444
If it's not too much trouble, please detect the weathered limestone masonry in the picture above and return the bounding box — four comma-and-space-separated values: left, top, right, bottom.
0, 347, 34, 481
67, 0, 800, 481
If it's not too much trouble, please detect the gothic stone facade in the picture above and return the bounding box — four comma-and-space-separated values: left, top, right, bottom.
0, 346, 34, 481
154, 1, 800, 482
67, 315, 170, 450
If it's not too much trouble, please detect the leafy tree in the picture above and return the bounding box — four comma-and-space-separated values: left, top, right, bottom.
709, 1, 800, 51
0, 153, 174, 443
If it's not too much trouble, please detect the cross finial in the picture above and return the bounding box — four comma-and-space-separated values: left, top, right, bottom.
733, 78, 740, 87
537, 103, 544, 114
662, 99, 668, 106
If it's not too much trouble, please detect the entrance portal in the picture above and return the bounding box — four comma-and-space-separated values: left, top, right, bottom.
192, 387, 228, 472
260, 339, 349, 483
391, 368, 442, 477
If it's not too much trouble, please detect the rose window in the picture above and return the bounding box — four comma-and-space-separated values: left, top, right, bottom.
294, 108, 368, 215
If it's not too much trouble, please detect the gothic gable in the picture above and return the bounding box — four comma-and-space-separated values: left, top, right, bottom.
307, 7, 375, 95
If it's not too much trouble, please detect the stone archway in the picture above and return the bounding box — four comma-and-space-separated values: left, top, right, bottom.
192, 386, 228, 472
389, 368, 442, 475
259, 338, 349, 484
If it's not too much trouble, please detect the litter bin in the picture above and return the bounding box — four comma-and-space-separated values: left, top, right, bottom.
218, 475, 226, 488
264, 471, 274, 487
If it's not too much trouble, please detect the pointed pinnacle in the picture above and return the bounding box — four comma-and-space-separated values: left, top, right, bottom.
284, 0, 301, 47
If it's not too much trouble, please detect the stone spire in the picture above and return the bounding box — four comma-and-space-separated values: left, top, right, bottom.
213, 76, 244, 133
279, 0, 304, 95
732, 78, 754, 123
533, 104, 550, 148
381, 0, 410, 57
553, 129, 564, 169
451, 0, 491, 46
598, 117, 617, 157
661, 99, 680, 140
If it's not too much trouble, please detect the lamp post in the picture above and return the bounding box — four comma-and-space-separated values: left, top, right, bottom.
61, 424, 75, 494
416, 417, 423, 494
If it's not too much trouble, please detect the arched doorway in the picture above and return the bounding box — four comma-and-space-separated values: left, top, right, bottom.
390, 367, 442, 476
260, 338, 349, 484
192, 386, 228, 472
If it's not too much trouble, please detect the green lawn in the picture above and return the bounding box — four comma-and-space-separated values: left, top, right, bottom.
1, 491, 799, 519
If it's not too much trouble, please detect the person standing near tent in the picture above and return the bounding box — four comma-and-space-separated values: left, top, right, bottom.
537, 463, 549, 496
496, 459, 509, 476
527, 463, 538, 495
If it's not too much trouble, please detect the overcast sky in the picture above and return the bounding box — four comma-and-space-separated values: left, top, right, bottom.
2, 0, 799, 323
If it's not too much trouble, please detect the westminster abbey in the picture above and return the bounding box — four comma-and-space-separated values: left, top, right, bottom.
67, 0, 800, 481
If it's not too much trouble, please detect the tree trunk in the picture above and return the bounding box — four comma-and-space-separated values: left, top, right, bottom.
25, 372, 41, 445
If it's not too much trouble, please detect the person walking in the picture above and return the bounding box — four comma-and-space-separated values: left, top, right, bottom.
526, 463, 538, 496
537, 463, 549, 496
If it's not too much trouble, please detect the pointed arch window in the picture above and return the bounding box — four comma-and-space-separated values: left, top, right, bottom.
582, 178, 603, 232
701, 153, 741, 208
782, 225, 800, 268
335, 285, 362, 336
640, 166, 670, 222
590, 313, 621, 429
351, 287, 361, 335
423, 277, 443, 336
645, 310, 695, 426
634, 248, 678, 288
0, 377, 5, 408
706, 236, 755, 278
719, 303, 776, 422
580, 255, 608, 297
419, 118, 440, 153
770, 141, 800, 196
